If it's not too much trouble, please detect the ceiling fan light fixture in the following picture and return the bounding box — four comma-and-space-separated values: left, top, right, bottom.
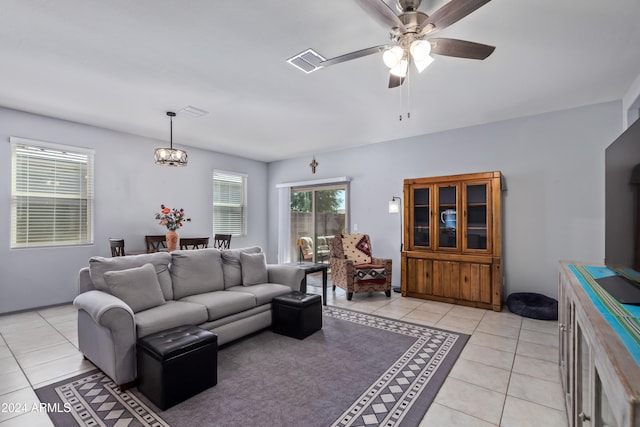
409, 39, 431, 61
413, 54, 434, 73
390, 58, 409, 77
383, 45, 405, 68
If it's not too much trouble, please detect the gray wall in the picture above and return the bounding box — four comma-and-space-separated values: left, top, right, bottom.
0, 107, 268, 314
0, 100, 625, 313
267, 101, 623, 300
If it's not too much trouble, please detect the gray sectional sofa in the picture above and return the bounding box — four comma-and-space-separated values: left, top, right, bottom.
73, 246, 304, 387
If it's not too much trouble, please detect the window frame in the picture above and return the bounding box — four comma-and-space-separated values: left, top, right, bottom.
213, 169, 248, 237
10, 136, 95, 249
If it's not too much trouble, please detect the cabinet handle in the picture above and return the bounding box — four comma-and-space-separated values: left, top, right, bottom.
578, 412, 591, 422
559, 323, 566, 331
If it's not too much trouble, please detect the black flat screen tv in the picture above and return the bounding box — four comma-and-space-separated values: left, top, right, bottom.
603, 117, 640, 303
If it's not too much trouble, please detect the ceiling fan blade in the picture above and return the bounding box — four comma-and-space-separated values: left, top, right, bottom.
353, 0, 406, 33
388, 74, 405, 88
420, 0, 491, 36
320, 45, 391, 68
430, 38, 495, 59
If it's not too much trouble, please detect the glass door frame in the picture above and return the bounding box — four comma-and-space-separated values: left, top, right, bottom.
434, 183, 461, 251
290, 183, 349, 263
462, 179, 493, 254
408, 184, 432, 250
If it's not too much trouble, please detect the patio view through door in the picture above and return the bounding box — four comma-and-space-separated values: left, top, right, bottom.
290, 185, 348, 264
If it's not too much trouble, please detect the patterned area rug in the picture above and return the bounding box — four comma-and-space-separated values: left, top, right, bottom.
36, 307, 468, 427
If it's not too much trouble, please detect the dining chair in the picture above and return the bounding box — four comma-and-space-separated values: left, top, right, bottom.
145, 235, 167, 253
213, 234, 232, 249
109, 238, 126, 257
179, 237, 210, 250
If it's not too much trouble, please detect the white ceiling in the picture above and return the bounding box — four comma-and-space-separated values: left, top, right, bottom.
2, 0, 640, 162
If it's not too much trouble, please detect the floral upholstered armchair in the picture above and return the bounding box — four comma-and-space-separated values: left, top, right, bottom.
329, 234, 392, 300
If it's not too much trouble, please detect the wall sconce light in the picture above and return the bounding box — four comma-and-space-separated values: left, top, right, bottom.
389, 197, 401, 214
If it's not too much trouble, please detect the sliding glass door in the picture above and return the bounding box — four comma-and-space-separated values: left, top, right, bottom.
290, 184, 347, 263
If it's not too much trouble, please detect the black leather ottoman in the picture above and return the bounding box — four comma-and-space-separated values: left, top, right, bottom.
137, 325, 217, 410
272, 292, 322, 339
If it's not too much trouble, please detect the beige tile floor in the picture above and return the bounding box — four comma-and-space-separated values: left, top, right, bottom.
0, 280, 567, 427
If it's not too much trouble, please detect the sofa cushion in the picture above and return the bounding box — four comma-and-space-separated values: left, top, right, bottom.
134, 300, 208, 339
354, 263, 387, 285
341, 233, 373, 265
221, 246, 262, 288
89, 252, 174, 300
240, 252, 268, 286
170, 249, 225, 299
103, 264, 166, 313
180, 291, 257, 321
227, 283, 293, 306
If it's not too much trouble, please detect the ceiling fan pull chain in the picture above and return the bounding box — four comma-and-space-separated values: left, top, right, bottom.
399, 76, 403, 121
407, 67, 411, 119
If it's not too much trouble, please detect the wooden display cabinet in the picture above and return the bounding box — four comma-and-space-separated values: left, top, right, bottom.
401, 171, 503, 311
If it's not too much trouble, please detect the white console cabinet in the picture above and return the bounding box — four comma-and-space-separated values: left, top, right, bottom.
559, 262, 640, 427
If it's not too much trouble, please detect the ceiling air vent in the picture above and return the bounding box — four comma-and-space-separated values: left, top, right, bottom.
287, 49, 326, 74
178, 105, 208, 118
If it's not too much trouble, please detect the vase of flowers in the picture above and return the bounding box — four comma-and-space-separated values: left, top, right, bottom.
165, 229, 179, 252
155, 205, 191, 251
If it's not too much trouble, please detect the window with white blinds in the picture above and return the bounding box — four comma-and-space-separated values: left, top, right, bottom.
213, 170, 247, 236
10, 137, 94, 248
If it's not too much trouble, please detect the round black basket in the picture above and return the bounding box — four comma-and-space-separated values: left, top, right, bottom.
506, 292, 558, 321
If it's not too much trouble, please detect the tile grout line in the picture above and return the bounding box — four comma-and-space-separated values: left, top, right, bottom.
430, 400, 502, 426
0, 317, 42, 398
496, 320, 522, 426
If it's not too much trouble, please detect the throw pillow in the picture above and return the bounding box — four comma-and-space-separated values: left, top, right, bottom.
103, 263, 166, 313
240, 252, 268, 286
354, 264, 387, 284
221, 246, 263, 288
341, 233, 372, 264
170, 248, 225, 299
89, 252, 173, 300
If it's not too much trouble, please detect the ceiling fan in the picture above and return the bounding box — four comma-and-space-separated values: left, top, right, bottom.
289, 0, 495, 88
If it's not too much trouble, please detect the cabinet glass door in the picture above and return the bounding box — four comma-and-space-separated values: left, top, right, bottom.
596, 372, 617, 427
560, 291, 573, 412
464, 182, 490, 251
576, 324, 592, 426
412, 187, 431, 248
436, 184, 458, 250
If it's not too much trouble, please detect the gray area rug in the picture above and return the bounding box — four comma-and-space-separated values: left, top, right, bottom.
35, 306, 468, 427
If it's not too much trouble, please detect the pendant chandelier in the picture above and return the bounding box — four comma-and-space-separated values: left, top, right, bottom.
154, 111, 188, 167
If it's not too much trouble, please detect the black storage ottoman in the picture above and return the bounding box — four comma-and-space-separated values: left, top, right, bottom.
137, 325, 217, 410
272, 292, 322, 339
